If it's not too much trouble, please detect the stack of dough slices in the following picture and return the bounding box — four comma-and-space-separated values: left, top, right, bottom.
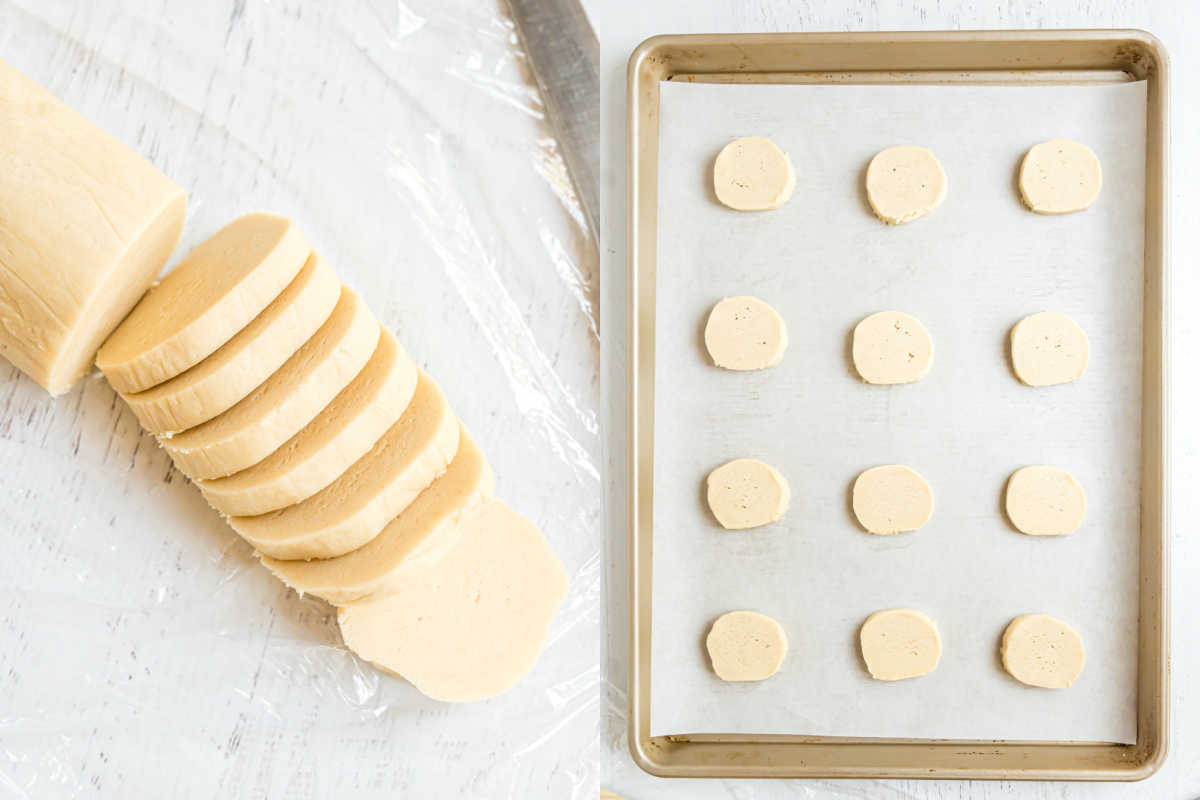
97, 212, 569, 703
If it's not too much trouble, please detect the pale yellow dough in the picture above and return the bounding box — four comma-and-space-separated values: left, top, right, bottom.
852, 311, 934, 385
865, 146, 946, 224
705, 611, 788, 682
1005, 466, 1086, 536
703, 296, 787, 371
706, 458, 790, 530
712, 137, 796, 211
852, 465, 933, 535
1019, 139, 1102, 214
860, 608, 942, 681
1002, 614, 1085, 688
1010, 311, 1089, 387
337, 499, 568, 703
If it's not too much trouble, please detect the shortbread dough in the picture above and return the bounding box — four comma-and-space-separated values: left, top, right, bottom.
706, 458, 790, 530
865, 146, 947, 224
705, 611, 787, 682
1006, 466, 1086, 536
703, 296, 788, 370
859, 608, 942, 681
1019, 139, 1102, 214
712, 137, 795, 211
852, 311, 934, 385
1002, 614, 1085, 688
1010, 312, 1089, 386
852, 465, 933, 535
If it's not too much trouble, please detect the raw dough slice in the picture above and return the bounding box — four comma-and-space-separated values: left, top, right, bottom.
852, 465, 933, 535
852, 311, 934, 385
337, 499, 568, 702
0, 59, 187, 395
1010, 312, 1089, 387
231, 371, 459, 559
706, 458, 790, 530
161, 287, 378, 479
98, 213, 311, 393
703, 296, 788, 371
197, 328, 417, 517
1019, 139, 1102, 214
865, 146, 947, 224
705, 610, 788, 682
121, 252, 341, 434
1001, 614, 1085, 688
263, 427, 495, 604
1006, 466, 1086, 536
712, 137, 796, 211
859, 608, 942, 681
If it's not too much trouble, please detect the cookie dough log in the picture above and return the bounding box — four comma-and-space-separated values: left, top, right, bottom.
712, 137, 795, 211
1019, 139, 1102, 214
703, 296, 788, 371
122, 253, 341, 434
97, 213, 311, 393
706, 458, 790, 530
0, 59, 187, 395
852, 465, 934, 535
852, 311, 934, 385
1001, 614, 1085, 688
337, 500, 568, 702
1010, 312, 1089, 386
1005, 466, 1086, 536
859, 608, 942, 680
161, 287, 378, 479
197, 328, 417, 517
263, 428, 495, 604
865, 146, 946, 224
705, 610, 788, 682
231, 371, 459, 560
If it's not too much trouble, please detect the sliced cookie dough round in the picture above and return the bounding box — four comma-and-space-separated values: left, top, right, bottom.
337, 499, 568, 703
860, 608, 942, 681
1019, 139, 1102, 214
1005, 466, 1086, 536
703, 296, 788, 371
706, 458, 790, 530
161, 287, 378, 479
231, 371, 460, 560
712, 137, 796, 211
865, 146, 947, 224
197, 327, 417, 517
1002, 614, 1085, 688
852, 311, 934, 385
1010, 311, 1089, 387
705, 610, 788, 682
122, 252, 340, 434
852, 465, 933, 535
98, 213, 311, 392
263, 427, 495, 605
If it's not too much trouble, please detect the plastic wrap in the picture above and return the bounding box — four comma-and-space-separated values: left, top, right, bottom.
0, 1, 600, 797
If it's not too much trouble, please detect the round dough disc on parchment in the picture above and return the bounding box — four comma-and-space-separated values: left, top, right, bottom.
706, 610, 788, 682
1002, 614, 1086, 688
852, 465, 934, 535
706, 458, 790, 530
852, 311, 934, 385
703, 296, 788, 371
865, 146, 947, 224
712, 136, 796, 211
859, 608, 942, 681
1010, 311, 1089, 387
1005, 465, 1086, 536
1019, 138, 1102, 214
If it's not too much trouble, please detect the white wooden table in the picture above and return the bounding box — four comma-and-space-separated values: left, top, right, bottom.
591, 1, 1199, 798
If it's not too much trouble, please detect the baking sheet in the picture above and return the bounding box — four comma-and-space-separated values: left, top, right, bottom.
650, 79, 1146, 742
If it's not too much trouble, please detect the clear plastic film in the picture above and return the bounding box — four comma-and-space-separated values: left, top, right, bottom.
0, 1, 600, 797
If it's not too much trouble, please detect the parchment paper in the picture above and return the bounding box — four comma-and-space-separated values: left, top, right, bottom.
650, 79, 1146, 742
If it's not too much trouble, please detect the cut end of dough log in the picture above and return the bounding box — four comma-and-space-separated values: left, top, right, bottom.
851, 311, 934, 385
865, 146, 947, 224
1005, 465, 1087, 536
703, 296, 788, 371
1001, 614, 1085, 688
705, 610, 788, 682
706, 458, 790, 530
859, 608, 941, 681
1010, 311, 1089, 387
712, 136, 796, 211
852, 465, 933, 535
1019, 138, 1102, 215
